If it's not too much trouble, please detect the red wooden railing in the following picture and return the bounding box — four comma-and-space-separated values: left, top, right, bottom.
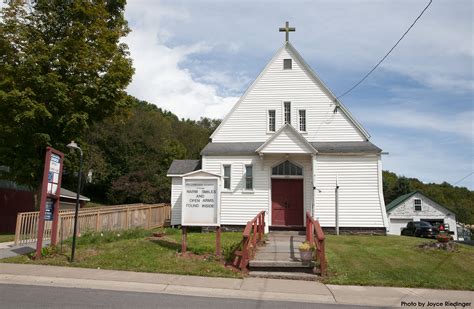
233, 211, 266, 270
306, 211, 328, 276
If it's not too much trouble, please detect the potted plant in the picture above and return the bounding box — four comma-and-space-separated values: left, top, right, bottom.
298, 241, 315, 262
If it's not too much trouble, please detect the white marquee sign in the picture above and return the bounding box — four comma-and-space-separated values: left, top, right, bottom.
182, 175, 220, 226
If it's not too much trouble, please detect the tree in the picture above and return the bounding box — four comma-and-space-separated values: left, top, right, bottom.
0, 0, 133, 188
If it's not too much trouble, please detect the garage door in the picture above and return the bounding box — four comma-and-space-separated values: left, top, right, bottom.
389, 219, 412, 235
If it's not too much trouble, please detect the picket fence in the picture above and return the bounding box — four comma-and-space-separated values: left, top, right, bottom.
14, 203, 171, 245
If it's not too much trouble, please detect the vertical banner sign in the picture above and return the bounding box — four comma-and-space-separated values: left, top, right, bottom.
36, 147, 64, 259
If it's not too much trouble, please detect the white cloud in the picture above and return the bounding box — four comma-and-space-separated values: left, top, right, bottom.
123, 1, 239, 120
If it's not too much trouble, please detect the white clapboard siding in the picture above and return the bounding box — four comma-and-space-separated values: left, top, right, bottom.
314, 155, 385, 227
170, 177, 182, 225
212, 45, 366, 143
202, 155, 313, 226
259, 126, 313, 154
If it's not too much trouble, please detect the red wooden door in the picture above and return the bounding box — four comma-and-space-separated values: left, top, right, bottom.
271, 179, 304, 226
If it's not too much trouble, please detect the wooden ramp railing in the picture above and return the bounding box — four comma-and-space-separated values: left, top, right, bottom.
306, 211, 328, 276
15, 203, 171, 245
233, 211, 266, 270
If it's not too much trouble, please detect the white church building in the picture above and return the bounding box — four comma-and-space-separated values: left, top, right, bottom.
168, 24, 388, 233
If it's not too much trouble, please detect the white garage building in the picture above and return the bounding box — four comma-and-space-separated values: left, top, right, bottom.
386, 191, 457, 239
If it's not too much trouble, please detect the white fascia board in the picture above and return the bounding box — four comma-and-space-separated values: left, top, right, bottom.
286, 43, 371, 140
181, 169, 221, 178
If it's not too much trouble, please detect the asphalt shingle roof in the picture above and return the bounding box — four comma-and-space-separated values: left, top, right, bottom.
200, 141, 382, 156
167, 160, 201, 176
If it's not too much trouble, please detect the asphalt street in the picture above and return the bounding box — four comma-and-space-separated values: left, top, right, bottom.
0, 284, 389, 309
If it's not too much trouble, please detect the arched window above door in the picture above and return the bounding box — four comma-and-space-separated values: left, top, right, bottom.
272, 160, 302, 176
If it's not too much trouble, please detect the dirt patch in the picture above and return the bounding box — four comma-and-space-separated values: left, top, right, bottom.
418, 241, 458, 252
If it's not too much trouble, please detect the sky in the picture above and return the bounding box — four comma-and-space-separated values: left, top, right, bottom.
123, 0, 473, 189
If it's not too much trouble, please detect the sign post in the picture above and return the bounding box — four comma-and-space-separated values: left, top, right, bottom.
36, 147, 64, 259
181, 173, 220, 255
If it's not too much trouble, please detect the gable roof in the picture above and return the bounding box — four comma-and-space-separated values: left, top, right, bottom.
210, 42, 371, 141
167, 160, 201, 176
386, 191, 456, 215
256, 124, 317, 154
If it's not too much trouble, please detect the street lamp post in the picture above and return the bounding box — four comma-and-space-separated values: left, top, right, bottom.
67, 141, 83, 262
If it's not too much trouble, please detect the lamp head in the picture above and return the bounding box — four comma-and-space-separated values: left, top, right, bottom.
67, 141, 79, 150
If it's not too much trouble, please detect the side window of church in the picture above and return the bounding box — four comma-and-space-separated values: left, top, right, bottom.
245, 165, 253, 190
284, 102, 291, 124
268, 110, 276, 132
414, 199, 422, 211
283, 59, 292, 70
223, 165, 231, 190
299, 110, 306, 132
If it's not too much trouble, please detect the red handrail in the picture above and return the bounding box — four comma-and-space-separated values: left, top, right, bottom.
233, 210, 266, 270
306, 211, 328, 276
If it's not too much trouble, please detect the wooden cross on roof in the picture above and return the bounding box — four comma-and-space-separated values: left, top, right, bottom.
279, 21, 295, 42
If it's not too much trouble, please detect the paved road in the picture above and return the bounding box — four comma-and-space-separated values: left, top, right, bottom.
0, 284, 387, 309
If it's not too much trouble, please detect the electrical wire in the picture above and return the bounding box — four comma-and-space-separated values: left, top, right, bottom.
453, 172, 474, 186
336, 0, 433, 100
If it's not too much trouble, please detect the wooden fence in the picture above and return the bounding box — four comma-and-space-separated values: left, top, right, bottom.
14, 203, 171, 245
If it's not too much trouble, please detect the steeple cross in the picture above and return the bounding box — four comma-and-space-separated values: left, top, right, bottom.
279, 21, 295, 42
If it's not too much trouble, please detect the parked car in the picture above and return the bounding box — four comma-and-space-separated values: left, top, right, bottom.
401, 221, 439, 238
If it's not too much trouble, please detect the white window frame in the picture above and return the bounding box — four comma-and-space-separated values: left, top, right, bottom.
282, 101, 291, 125
267, 109, 276, 133
222, 165, 231, 191
283, 58, 292, 70
414, 198, 422, 211
244, 164, 253, 191
298, 109, 306, 133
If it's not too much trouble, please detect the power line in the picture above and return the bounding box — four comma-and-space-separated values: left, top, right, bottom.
336, 0, 433, 100
453, 172, 474, 186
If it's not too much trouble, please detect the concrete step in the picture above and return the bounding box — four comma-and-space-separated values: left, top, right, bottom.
268, 231, 306, 236
266, 236, 307, 242
249, 271, 318, 281
253, 252, 303, 261
249, 260, 314, 268
257, 242, 306, 253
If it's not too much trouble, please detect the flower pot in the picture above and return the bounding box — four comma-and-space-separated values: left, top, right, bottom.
299, 249, 313, 262
437, 236, 450, 243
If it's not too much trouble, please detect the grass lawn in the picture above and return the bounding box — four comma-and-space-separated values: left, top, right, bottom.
0, 233, 14, 243
323, 235, 474, 290
1, 228, 243, 278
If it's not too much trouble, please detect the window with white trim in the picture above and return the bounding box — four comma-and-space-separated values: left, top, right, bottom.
245, 165, 253, 190
223, 165, 231, 190
414, 199, 422, 211
268, 110, 276, 132
284, 102, 291, 124
283, 59, 292, 70
299, 109, 306, 132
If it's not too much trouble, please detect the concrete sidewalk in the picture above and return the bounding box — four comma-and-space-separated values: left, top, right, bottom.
0, 263, 472, 308
0, 240, 50, 259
